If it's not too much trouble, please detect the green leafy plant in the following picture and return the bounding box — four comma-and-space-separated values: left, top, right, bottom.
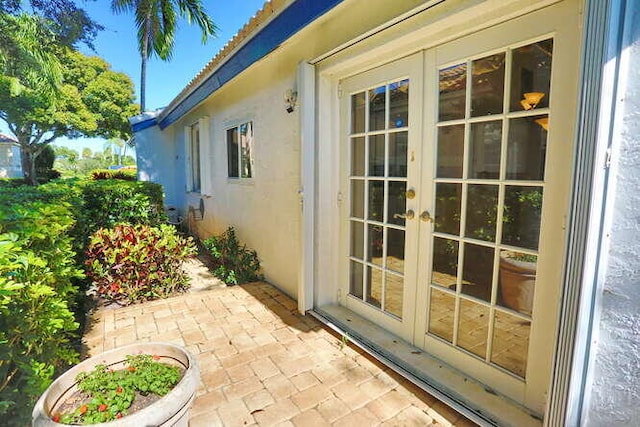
80, 179, 165, 234
55, 354, 182, 424
0, 189, 83, 422
0, 178, 174, 424
85, 224, 196, 306
202, 227, 263, 285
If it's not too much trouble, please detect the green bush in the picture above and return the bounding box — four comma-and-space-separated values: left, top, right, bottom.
85, 224, 196, 306
202, 227, 263, 285
0, 193, 83, 422
0, 178, 175, 422
89, 168, 137, 181
80, 179, 165, 239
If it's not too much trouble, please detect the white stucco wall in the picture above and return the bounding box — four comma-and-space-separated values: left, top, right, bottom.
171, 65, 302, 298
0, 143, 22, 178
134, 124, 177, 206
585, 2, 640, 425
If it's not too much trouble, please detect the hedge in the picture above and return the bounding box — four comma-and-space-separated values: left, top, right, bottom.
0, 177, 166, 424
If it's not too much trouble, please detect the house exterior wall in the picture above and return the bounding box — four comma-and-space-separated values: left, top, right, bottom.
585, 1, 640, 424
135, 125, 178, 206
159, 0, 440, 299
170, 64, 303, 297
0, 143, 22, 178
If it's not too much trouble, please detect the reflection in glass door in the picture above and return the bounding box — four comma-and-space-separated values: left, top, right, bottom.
349, 79, 410, 319
427, 39, 553, 378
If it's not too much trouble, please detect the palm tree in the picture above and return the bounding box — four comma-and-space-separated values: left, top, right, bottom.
0, 13, 63, 93
111, 0, 217, 112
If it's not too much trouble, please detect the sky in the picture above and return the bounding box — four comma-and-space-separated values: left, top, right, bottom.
1, 0, 266, 154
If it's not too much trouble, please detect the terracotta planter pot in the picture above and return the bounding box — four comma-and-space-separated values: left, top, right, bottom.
32, 342, 199, 427
499, 253, 536, 315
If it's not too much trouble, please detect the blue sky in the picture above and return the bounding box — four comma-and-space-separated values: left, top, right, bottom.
1, 0, 266, 154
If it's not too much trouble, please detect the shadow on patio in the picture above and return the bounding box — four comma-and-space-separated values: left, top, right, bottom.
82, 277, 477, 426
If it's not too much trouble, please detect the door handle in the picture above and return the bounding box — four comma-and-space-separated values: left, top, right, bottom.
420, 210, 433, 222
393, 210, 415, 220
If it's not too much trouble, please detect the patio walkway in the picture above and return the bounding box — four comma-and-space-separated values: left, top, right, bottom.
83, 275, 477, 426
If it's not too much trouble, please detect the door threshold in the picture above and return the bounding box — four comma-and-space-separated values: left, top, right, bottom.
309, 305, 543, 427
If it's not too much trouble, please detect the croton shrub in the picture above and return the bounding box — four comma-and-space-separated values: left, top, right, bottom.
85, 224, 196, 306
89, 168, 137, 181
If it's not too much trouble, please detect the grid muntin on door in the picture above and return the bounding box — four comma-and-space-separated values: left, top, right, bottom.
427, 38, 553, 378
349, 79, 410, 319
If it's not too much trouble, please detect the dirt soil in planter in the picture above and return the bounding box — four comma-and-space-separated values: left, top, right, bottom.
55, 390, 162, 419
52, 364, 186, 422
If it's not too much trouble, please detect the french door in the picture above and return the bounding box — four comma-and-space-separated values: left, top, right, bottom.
340, 53, 423, 341
339, 2, 579, 414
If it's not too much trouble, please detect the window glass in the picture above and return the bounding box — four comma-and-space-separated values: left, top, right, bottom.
190, 123, 201, 192
227, 121, 254, 178
227, 128, 238, 178
240, 122, 253, 178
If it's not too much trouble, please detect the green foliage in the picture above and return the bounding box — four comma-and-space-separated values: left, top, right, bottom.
0, 45, 138, 184
90, 168, 137, 181
35, 144, 54, 170
0, 177, 172, 423
85, 224, 196, 306
80, 179, 165, 238
34, 144, 61, 182
202, 227, 263, 285
0, 13, 63, 92
0, 1, 103, 50
57, 354, 181, 424
0, 187, 83, 422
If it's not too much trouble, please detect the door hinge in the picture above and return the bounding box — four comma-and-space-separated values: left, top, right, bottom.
338, 84, 343, 99
337, 288, 342, 302
337, 191, 343, 206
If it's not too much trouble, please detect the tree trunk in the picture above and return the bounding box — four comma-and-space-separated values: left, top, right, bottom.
20, 145, 38, 185
140, 57, 146, 112
140, 15, 151, 112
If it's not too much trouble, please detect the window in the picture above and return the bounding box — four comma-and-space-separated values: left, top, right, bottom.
227, 121, 254, 178
188, 122, 201, 192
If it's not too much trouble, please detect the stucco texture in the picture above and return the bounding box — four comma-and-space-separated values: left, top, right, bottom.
586, 3, 640, 425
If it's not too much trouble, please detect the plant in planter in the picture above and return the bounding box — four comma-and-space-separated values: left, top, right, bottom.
55, 354, 182, 424
32, 342, 199, 427
499, 251, 537, 315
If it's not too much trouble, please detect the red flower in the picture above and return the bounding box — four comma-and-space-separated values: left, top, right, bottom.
127, 366, 136, 372
98, 404, 108, 412
152, 355, 160, 360
52, 414, 60, 422
79, 405, 88, 414
116, 413, 123, 419
116, 386, 123, 394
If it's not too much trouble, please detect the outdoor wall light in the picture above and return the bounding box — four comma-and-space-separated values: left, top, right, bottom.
284, 89, 298, 113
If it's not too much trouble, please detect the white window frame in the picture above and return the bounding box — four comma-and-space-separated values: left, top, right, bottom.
184, 117, 211, 195
226, 121, 254, 179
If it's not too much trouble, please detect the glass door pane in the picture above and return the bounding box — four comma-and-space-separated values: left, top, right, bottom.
348, 78, 410, 319
427, 38, 553, 378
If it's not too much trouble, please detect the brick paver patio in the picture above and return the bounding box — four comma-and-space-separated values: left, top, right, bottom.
83, 277, 477, 426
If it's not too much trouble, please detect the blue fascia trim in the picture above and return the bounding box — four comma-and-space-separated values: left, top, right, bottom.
158, 0, 344, 129
132, 118, 158, 132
